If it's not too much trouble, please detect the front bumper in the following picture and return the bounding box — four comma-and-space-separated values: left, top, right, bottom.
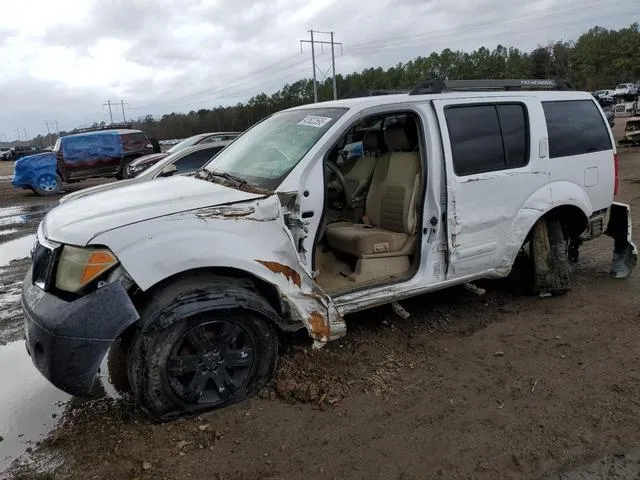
22, 269, 139, 397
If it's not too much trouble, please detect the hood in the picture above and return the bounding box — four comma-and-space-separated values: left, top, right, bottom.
58, 178, 142, 204
129, 152, 168, 167
15, 152, 55, 168
43, 175, 264, 246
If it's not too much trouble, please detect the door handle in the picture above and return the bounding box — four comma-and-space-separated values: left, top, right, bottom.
301, 211, 314, 219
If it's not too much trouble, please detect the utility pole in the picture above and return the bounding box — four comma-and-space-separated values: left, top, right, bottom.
43, 121, 52, 146
53, 121, 60, 136
119, 100, 128, 122
300, 30, 342, 103
330, 31, 338, 100
16, 128, 21, 143
23, 128, 28, 144
103, 100, 114, 123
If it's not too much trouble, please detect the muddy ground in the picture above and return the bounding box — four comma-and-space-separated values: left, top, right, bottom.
2, 124, 640, 479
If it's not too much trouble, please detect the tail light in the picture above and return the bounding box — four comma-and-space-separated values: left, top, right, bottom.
614, 153, 619, 196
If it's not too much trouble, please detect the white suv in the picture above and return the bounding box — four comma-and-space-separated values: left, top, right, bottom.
614, 83, 638, 96
21, 78, 637, 420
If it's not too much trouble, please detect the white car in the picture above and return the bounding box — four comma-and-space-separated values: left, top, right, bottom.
594, 89, 616, 102
21, 78, 637, 420
58, 142, 231, 204
614, 83, 638, 96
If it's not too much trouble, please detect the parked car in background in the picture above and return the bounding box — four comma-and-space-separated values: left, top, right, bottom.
124, 132, 241, 178
614, 83, 638, 97
0, 147, 12, 160
594, 89, 616, 103
12, 145, 41, 160
165, 131, 242, 155
125, 138, 235, 178
59, 142, 232, 203
12, 126, 154, 195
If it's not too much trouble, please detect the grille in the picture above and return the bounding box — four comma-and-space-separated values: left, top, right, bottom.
31, 240, 57, 290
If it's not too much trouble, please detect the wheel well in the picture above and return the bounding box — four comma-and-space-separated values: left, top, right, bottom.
542, 205, 590, 239
522, 205, 589, 247
135, 267, 284, 320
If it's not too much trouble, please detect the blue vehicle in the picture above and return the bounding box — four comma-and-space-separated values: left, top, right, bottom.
12, 152, 62, 196
12, 125, 154, 196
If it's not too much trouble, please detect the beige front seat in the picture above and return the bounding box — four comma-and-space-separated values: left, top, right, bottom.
326, 120, 421, 283
341, 131, 383, 203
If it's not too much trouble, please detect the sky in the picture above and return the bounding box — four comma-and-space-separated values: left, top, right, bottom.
0, 0, 636, 142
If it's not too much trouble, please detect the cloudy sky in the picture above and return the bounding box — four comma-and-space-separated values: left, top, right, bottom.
0, 0, 635, 142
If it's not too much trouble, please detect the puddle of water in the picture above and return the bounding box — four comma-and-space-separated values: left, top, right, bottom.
0, 340, 119, 472
0, 341, 70, 472
0, 216, 24, 228
0, 229, 18, 237
0, 234, 35, 267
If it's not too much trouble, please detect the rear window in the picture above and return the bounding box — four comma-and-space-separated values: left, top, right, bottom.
542, 100, 612, 158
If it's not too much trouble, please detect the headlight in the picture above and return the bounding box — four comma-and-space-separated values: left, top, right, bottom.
55, 245, 118, 292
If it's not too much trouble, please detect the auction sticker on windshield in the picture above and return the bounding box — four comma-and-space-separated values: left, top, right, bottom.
297, 115, 333, 128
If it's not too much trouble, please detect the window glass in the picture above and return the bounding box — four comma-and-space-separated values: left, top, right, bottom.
542, 100, 612, 158
446, 105, 505, 175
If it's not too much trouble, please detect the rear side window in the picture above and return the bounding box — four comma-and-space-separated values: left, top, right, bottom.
542, 100, 612, 158
445, 103, 529, 176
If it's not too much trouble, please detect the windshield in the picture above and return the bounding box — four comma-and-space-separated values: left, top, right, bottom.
202, 107, 347, 190
166, 135, 207, 154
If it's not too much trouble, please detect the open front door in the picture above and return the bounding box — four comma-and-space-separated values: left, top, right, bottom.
431, 97, 550, 279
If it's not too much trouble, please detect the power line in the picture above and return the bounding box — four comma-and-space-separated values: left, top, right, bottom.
133, 53, 311, 111
345, 0, 632, 55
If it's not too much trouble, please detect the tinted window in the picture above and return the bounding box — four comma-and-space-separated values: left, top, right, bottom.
173, 149, 219, 173
498, 104, 528, 168
542, 100, 612, 158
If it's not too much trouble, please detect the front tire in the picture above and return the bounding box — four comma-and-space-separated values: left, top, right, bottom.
128, 274, 279, 420
33, 172, 62, 196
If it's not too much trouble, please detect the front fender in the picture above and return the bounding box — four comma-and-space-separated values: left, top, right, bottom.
91, 198, 346, 343
499, 180, 593, 272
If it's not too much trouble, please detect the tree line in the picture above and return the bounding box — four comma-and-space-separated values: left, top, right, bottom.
30, 23, 640, 145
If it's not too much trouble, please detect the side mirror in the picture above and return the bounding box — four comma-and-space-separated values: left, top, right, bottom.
158, 164, 177, 177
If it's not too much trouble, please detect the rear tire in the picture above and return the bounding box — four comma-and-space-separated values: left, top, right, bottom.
530, 216, 571, 296
128, 274, 279, 421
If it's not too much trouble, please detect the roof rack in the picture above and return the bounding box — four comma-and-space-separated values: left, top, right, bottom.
408, 78, 573, 95
70, 122, 134, 134
368, 89, 411, 96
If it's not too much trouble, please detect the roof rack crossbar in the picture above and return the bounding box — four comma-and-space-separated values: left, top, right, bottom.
409, 78, 573, 95
70, 122, 134, 134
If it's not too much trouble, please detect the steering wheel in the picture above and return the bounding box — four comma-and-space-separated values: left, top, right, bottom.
325, 160, 351, 209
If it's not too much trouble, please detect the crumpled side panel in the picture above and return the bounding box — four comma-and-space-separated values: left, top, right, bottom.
11, 152, 57, 189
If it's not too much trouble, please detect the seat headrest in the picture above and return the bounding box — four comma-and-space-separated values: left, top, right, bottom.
362, 131, 379, 151
384, 123, 411, 151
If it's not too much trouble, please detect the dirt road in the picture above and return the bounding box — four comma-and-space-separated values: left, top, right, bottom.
2, 129, 640, 479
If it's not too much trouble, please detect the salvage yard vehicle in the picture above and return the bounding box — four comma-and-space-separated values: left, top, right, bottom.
122, 132, 241, 178
21, 78, 637, 420
58, 142, 233, 203
620, 116, 640, 146
12, 124, 154, 195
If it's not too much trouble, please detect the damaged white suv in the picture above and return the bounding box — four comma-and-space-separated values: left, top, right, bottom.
21, 78, 636, 419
